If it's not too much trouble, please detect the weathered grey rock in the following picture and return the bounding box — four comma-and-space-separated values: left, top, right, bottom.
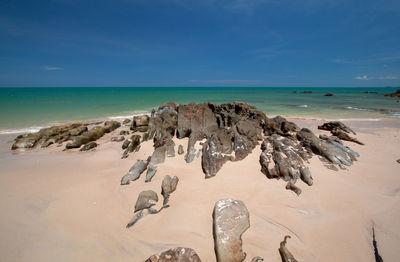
286, 181, 302, 196
178, 144, 184, 155
129, 135, 141, 152
202, 136, 230, 179
331, 129, 364, 145
123, 118, 131, 125
66, 121, 120, 149
318, 121, 356, 135
166, 140, 175, 157
213, 199, 250, 262
161, 175, 179, 205
250, 257, 264, 262
151, 146, 166, 165
279, 236, 298, 262
131, 115, 150, 132
144, 247, 202, 262
111, 136, 125, 142
80, 141, 98, 151
120, 130, 129, 135
12, 122, 88, 150
122, 139, 130, 149
126, 206, 166, 228
134, 190, 158, 212
145, 164, 157, 182
185, 147, 196, 163
120, 160, 148, 185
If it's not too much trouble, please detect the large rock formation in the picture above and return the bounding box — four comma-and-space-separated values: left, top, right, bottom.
213, 199, 250, 262
130, 115, 150, 132
145, 247, 202, 262
66, 121, 121, 149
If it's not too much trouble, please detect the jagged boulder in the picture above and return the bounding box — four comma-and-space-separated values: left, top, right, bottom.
120, 159, 149, 185
79, 141, 97, 151
202, 136, 231, 178
318, 121, 356, 135
130, 115, 150, 132
145, 247, 202, 262
134, 190, 158, 212
213, 199, 250, 262
161, 175, 179, 205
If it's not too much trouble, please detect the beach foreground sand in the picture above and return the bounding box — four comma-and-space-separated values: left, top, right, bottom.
0, 118, 399, 262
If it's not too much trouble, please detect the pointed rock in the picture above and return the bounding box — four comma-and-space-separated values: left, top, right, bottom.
145, 247, 202, 262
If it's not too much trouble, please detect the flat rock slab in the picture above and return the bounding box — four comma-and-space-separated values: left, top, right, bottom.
145, 247, 202, 262
134, 190, 158, 212
213, 199, 250, 262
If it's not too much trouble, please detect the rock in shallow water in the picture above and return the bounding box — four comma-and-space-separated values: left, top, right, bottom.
213, 199, 250, 262
145, 247, 202, 262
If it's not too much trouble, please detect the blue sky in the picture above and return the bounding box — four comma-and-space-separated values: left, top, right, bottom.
0, 0, 399, 87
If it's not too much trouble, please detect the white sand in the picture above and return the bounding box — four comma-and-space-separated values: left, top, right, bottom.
0, 118, 399, 261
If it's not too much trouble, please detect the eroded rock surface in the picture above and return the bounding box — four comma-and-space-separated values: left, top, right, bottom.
131, 115, 149, 132
79, 141, 97, 151
120, 159, 149, 185
213, 199, 250, 262
161, 175, 179, 205
134, 190, 158, 212
145, 247, 202, 262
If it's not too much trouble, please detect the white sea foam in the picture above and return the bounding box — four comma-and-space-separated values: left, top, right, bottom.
107, 111, 150, 120
298, 105, 309, 108
0, 126, 49, 135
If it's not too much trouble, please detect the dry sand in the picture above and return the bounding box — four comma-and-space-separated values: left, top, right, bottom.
0, 118, 399, 262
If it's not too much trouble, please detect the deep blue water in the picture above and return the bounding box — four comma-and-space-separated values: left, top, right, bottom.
0, 87, 399, 133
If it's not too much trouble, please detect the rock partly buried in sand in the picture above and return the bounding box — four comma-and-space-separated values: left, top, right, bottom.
144, 247, 202, 262
130, 115, 150, 132
129, 134, 141, 151
213, 199, 250, 262
122, 118, 131, 125
384, 89, 400, 97
134, 190, 158, 212
250, 257, 264, 262
161, 175, 179, 205
178, 144, 184, 155
79, 141, 97, 151
145, 164, 157, 183
120, 159, 149, 185
397, 159, 400, 164
120, 130, 129, 135
111, 136, 125, 142
66, 121, 121, 149
279, 236, 298, 262
122, 139, 130, 149
331, 129, 364, 145
318, 121, 356, 135
202, 136, 231, 178
12, 122, 88, 150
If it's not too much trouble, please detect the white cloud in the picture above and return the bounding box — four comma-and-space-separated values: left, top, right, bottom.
43, 66, 63, 71
355, 75, 399, 80
355, 75, 368, 80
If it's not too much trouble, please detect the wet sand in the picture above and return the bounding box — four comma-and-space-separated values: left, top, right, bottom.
0, 118, 399, 261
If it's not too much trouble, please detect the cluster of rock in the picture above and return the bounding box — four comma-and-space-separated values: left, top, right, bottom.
144, 198, 298, 262
11, 121, 121, 151
125, 102, 362, 196
126, 175, 179, 228
384, 89, 400, 97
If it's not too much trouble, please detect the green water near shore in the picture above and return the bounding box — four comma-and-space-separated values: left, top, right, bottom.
0, 87, 399, 133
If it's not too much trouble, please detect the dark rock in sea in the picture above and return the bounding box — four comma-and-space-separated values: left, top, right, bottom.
384, 89, 400, 97
131, 115, 150, 132
12, 122, 88, 150
122, 118, 131, 125
144, 247, 202, 262
79, 141, 97, 151
318, 121, 356, 135
66, 121, 120, 149
111, 136, 125, 142
134, 190, 158, 212
279, 236, 298, 262
324, 93, 334, 96
178, 144, 184, 155
301, 91, 312, 94
121, 159, 149, 185
213, 198, 249, 262
363, 91, 378, 94
120, 130, 129, 136
202, 136, 231, 179
121, 139, 130, 150
161, 175, 179, 205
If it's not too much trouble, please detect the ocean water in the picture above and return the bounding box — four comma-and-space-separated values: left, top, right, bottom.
0, 87, 399, 134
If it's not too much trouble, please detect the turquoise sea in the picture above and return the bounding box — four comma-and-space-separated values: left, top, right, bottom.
0, 87, 399, 134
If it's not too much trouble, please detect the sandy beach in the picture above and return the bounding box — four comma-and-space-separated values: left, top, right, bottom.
0, 117, 399, 262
